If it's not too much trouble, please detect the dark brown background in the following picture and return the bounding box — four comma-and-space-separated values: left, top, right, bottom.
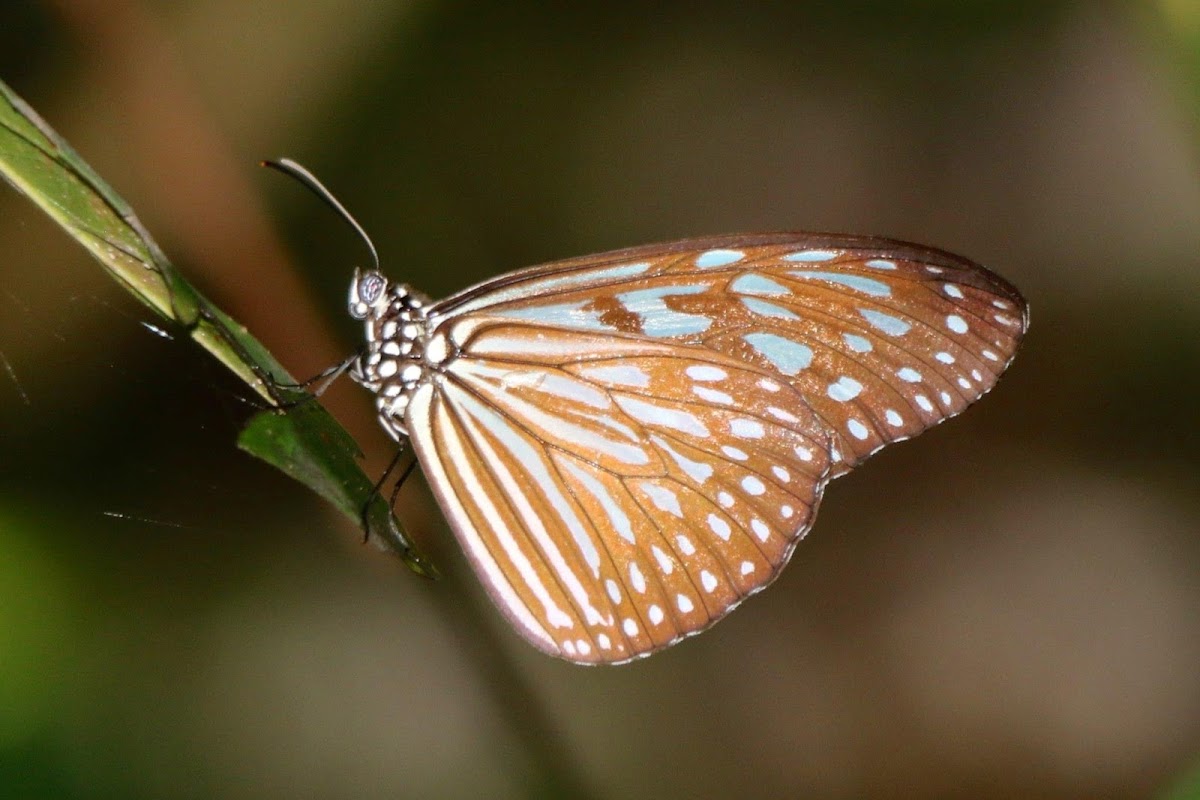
1, 1, 1198, 798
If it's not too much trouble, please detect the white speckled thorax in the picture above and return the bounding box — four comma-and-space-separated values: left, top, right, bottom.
347, 268, 442, 440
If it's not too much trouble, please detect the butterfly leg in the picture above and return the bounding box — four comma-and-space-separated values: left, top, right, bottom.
359, 442, 418, 543
276, 350, 362, 402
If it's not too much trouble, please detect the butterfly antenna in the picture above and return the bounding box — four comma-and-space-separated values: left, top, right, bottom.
261, 157, 380, 272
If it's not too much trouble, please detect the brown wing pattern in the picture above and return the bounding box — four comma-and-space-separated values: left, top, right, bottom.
408, 234, 1027, 663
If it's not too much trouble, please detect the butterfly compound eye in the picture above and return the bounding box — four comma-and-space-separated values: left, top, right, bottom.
349, 270, 388, 319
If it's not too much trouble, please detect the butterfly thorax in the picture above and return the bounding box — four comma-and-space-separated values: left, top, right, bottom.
347, 270, 436, 439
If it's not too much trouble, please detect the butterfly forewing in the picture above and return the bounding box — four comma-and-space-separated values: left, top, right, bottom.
383, 233, 1028, 664
432, 236, 1026, 475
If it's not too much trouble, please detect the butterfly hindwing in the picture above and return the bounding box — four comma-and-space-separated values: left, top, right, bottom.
406, 325, 832, 663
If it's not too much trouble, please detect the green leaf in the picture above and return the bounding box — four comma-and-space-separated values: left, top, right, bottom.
238, 405, 437, 577
0, 78, 434, 577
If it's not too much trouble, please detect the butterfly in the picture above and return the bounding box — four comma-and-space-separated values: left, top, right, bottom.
343, 232, 1028, 665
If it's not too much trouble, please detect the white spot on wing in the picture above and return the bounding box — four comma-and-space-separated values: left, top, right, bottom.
946, 314, 968, 334
629, 562, 647, 594
827, 376, 863, 402
722, 445, 749, 461
686, 364, 728, 382
767, 406, 800, 423
730, 418, 766, 439
652, 545, 674, 575
693, 385, 734, 404
606, 579, 622, 604
708, 513, 732, 541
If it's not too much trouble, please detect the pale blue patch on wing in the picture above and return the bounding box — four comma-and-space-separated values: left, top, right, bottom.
730, 273, 790, 296
589, 262, 653, 280
790, 270, 892, 297
561, 459, 636, 545
453, 362, 648, 465
454, 388, 602, 573
578, 364, 651, 388
494, 301, 616, 332
783, 249, 838, 262
859, 308, 911, 336
843, 333, 873, 353
741, 297, 800, 320
650, 435, 714, 484
696, 249, 745, 268
529, 372, 611, 409
617, 284, 712, 337
641, 482, 684, 518
743, 332, 813, 376
452, 261, 651, 314
865, 259, 897, 270
614, 395, 709, 437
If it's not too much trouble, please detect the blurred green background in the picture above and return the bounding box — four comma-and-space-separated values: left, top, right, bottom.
2, 1, 1199, 798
